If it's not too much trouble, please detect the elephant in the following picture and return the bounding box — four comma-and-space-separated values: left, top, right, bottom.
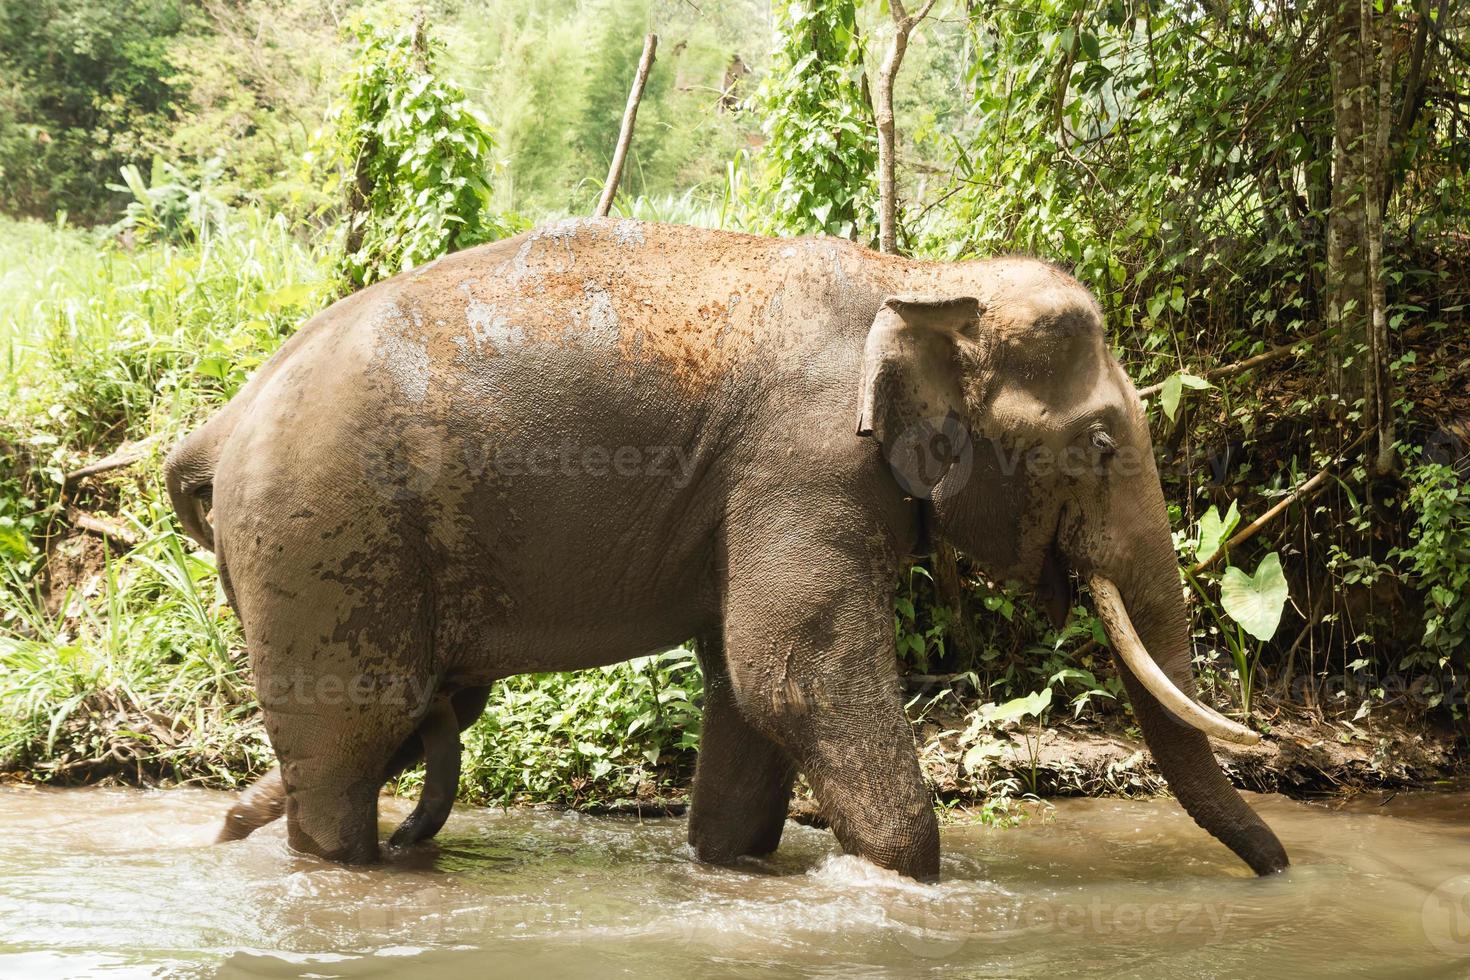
165, 218, 1288, 880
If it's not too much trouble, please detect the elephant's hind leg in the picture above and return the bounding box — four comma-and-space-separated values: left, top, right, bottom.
239, 577, 436, 863
688, 633, 796, 863
217, 766, 285, 842
380, 684, 490, 847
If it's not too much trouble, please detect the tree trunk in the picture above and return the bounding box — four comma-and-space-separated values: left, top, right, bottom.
931, 541, 977, 666
1364, 0, 1397, 475
1326, 0, 1398, 475
1327, 0, 1369, 405
873, 0, 964, 654
874, 0, 936, 254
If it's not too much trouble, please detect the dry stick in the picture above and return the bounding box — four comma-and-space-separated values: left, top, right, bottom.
1136, 329, 1330, 399
1188, 457, 1349, 577
63, 434, 163, 486
69, 510, 141, 549
594, 33, 658, 219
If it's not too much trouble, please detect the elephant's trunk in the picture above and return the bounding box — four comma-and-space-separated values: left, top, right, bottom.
1094, 498, 1289, 876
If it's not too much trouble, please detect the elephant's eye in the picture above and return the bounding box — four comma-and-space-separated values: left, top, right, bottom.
1088, 426, 1117, 456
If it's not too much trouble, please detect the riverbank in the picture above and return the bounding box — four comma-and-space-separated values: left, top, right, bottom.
6, 662, 1462, 822
585, 699, 1469, 826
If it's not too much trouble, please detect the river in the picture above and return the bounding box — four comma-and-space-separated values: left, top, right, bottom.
1, 786, 1467, 977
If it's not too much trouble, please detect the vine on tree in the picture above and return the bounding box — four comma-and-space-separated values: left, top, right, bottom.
334, 16, 513, 288
749, 0, 877, 240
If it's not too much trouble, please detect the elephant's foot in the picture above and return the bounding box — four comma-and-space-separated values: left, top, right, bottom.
688, 772, 792, 864
282, 768, 384, 864
217, 766, 286, 842
388, 697, 463, 848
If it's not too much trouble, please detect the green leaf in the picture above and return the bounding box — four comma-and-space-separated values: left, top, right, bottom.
962, 740, 1006, 772
1160, 372, 1183, 421
1196, 500, 1241, 564
1159, 371, 1213, 421
0, 524, 30, 558
1220, 552, 1290, 641
987, 687, 1052, 725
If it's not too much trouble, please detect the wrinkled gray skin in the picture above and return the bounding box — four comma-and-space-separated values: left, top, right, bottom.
166, 219, 1288, 880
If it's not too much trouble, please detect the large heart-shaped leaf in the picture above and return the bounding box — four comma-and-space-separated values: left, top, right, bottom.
1195, 500, 1241, 564
1220, 552, 1290, 641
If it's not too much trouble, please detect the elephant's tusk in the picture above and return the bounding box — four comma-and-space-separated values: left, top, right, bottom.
1089, 575, 1261, 746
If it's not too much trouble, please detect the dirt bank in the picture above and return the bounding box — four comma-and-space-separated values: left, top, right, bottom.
559, 693, 1467, 826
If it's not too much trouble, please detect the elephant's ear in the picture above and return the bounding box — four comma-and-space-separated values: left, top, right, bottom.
857, 293, 984, 498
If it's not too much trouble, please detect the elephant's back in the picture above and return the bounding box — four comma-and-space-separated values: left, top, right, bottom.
374, 219, 921, 394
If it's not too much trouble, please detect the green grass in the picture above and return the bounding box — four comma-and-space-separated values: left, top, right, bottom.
0, 211, 328, 782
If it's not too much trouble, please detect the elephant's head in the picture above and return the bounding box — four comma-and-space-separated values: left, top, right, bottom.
857, 258, 1288, 876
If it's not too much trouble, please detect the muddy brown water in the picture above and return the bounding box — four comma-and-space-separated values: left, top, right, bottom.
1, 787, 1468, 978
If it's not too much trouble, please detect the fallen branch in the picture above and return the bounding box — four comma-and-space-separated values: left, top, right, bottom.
594, 33, 658, 218
1188, 455, 1347, 576
69, 510, 141, 549
63, 434, 162, 486
1137, 329, 1330, 399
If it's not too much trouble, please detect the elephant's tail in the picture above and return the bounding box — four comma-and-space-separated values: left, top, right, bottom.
164, 425, 220, 551
387, 698, 464, 848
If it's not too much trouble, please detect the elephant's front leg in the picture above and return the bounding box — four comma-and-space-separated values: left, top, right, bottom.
721, 522, 940, 881
688, 633, 797, 863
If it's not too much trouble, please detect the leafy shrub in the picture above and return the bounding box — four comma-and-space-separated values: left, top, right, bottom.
334, 17, 515, 288
1394, 462, 1470, 670
455, 649, 703, 806
108, 158, 231, 246
746, 0, 876, 239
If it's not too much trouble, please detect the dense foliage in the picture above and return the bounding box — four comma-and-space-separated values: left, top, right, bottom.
335, 17, 514, 287
2, 0, 1468, 805
748, 0, 877, 239
0, 0, 186, 222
